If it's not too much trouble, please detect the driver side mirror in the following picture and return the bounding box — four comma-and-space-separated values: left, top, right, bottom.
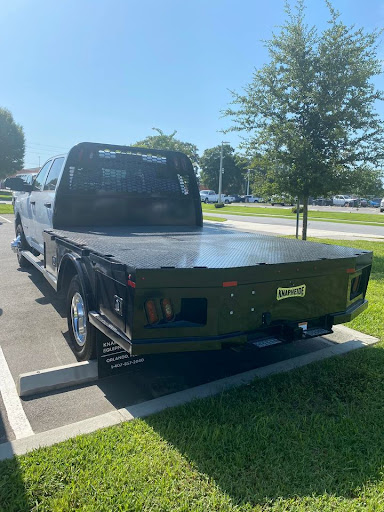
4, 177, 33, 192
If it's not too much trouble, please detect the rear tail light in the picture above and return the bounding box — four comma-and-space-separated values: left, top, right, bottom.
161, 298, 175, 321
350, 275, 362, 300
145, 300, 159, 324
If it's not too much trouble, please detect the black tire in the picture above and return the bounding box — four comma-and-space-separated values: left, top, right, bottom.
15, 224, 31, 268
224, 199, 229, 204
204, 198, 209, 204
66, 275, 96, 360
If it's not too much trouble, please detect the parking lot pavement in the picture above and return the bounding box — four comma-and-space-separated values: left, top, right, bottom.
0, 214, 358, 442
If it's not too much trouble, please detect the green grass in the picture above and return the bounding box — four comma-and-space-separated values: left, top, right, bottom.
203, 215, 227, 222
1, 239, 384, 511
202, 203, 384, 227
0, 192, 12, 200
0, 204, 13, 214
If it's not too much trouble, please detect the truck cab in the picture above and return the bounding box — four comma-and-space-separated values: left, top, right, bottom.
14, 156, 66, 253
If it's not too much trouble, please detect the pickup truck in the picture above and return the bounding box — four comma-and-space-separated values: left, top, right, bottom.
199, 190, 233, 204
6, 142, 372, 362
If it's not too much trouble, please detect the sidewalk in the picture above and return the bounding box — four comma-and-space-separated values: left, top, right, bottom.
216, 218, 384, 241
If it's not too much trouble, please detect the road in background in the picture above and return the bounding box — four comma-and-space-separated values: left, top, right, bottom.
207, 212, 384, 240
226, 202, 382, 215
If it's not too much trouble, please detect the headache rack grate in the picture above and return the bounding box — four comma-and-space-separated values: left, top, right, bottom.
66, 149, 190, 196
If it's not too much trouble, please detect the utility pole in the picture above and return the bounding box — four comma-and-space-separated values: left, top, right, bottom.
295, 197, 300, 239
218, 141, 230, 204
246, 169, 250, 195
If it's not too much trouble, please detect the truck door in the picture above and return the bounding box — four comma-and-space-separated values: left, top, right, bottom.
22, 160, 52, 249
32, 157, 65, 251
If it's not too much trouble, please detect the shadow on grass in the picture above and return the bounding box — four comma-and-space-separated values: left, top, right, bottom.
0, 409, 29, 512
146, 345, 384, 507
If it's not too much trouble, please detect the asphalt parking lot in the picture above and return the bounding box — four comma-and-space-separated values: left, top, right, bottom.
0, 213, 366, 445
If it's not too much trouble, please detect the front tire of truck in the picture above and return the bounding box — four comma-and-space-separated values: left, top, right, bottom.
67, 275, 96, 361
15, 224, 31, 268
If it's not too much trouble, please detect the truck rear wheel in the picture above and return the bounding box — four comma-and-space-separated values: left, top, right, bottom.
67, 275, 96, 360
15, 224, 31, 268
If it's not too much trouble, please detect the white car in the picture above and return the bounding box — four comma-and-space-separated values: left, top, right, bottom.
244, 195, 262, 203
380, 198, 384, 213
333, 195, 352, 206
200, 190, 219, 203
200, 190, 233, 204
223, 194, 236, 204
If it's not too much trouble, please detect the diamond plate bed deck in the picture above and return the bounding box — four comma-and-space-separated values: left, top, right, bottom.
47, 224, 370, 270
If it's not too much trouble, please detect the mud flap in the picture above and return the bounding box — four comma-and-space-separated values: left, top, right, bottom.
96, 331, 146, 378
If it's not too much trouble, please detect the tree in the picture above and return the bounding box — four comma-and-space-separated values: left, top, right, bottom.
348, 167, 383, 198
199, 145, 249, 194
224, 1, 384, 239
0, 107, 25, 180
133, 128, 199, 173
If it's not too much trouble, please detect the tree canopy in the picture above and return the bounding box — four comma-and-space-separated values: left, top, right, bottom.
0, 107, 25, 180
133, 128, 199, 172
199, 145, 249, 194
224, 0, 384, 238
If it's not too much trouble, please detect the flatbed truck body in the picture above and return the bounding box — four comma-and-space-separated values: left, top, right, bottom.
7, 142, 372, 360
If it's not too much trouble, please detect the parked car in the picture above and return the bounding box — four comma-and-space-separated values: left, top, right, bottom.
359, 198, 368, 207
332, 195, 353, 206
270, 194, 295, 206
380, 198, 384, 213
200, 190, 219, 203
244, 195, 262, 203
369, 198, 381, 208
312, 197, 333, 206
223, 194, 236, 204
345, 198, 359, 207
231, 194, 245, 203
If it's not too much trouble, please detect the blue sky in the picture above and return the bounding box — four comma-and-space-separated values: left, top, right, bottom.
1, 0, 384, 168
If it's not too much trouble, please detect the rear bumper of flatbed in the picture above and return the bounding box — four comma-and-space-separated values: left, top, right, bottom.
89, 299, 368, 356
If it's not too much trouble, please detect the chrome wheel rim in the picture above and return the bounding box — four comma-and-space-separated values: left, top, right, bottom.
15, 229, 23, 262
71, 292, 87, 346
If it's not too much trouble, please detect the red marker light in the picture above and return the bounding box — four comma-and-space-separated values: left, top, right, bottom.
346, 268, 356, 274
145, 300, 158, 324
223, 281, 238, 288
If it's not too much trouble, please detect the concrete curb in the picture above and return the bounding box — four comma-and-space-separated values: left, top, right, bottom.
0, 325, 378, 461
18, 361, 98, 397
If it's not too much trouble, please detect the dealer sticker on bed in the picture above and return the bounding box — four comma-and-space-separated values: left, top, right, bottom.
276, 284, 306, 301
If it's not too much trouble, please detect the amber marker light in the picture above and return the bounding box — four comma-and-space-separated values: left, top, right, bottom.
161, 298, 174, 321
145, 300, 159, 324
351, 275, 361, 294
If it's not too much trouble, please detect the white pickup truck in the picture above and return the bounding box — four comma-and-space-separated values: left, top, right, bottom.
200, 190, 234, 204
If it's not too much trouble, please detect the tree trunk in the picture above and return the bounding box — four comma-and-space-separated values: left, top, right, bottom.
302, 196, 308, 240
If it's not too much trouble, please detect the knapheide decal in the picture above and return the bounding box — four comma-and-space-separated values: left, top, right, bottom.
277, 284, 306, 301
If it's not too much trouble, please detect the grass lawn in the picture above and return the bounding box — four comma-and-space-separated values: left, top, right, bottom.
0, 204, 13, 214
202, 203, 384, 227
203, 215, 227, 222
1, 239, 384, 511
0, 193, 12, 201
